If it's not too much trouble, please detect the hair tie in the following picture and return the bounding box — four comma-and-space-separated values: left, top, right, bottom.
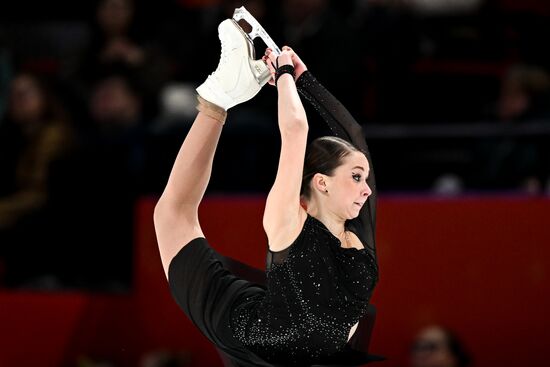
275, 64, 296, 86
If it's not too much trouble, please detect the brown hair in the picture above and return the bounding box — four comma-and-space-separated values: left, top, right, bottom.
301, 136, 364, 199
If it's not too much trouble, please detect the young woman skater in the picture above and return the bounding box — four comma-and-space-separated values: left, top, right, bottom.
154, 19, 380, 367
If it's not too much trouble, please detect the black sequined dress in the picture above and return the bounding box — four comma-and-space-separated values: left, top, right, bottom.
230, 71, 380, 366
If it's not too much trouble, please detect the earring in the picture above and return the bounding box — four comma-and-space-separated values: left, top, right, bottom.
325, 189, 328, 193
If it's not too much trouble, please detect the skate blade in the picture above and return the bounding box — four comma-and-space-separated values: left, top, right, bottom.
225, 19, 270, 86
233, 6, 282, 56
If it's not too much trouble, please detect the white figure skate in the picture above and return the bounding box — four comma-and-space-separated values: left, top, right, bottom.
197, 8, 280, 110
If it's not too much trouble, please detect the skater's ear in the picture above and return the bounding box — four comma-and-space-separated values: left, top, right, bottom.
311, 173, 329, 195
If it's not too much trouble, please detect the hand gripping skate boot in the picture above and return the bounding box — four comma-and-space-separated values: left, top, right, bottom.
197, 15, 274, 111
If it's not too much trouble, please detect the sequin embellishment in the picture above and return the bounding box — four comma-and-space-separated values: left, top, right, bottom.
230, 215, 378, 366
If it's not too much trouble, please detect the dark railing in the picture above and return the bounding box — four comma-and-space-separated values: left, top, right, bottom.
363, 119, 550, 139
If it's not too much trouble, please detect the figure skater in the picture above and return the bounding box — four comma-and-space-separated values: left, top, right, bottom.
154, 19, 380, 367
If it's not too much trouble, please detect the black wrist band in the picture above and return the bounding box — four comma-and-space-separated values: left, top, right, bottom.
275, 64, 296, 86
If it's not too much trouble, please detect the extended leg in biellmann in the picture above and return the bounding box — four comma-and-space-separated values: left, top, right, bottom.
165, 111, 224, 210
154, 110, 223, 275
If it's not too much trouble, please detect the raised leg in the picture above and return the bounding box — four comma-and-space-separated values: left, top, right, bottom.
154, 111, 222, 277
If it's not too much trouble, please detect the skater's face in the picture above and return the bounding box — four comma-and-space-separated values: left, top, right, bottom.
317, 151, 371, 220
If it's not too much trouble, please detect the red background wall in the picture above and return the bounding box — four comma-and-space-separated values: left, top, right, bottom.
1, 196, 549, 367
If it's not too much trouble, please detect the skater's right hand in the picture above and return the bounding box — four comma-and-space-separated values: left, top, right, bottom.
285, 46, 308, 80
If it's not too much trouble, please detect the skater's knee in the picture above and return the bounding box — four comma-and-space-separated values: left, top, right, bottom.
154, 197, 198, 224
154, 201, 204, 278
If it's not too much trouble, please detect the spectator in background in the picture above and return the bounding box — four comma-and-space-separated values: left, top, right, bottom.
89, 71, 144, 136
354, 0, 421, 122
13, 69, 146, 290
84, 68, 146, 193
496, 64, 550, 123
410, 325, 471, 367
62, 69, 146, 289
0, 71, 75, 287
77, 0, 171, 120
279, 0, 364, 113
472, 64, 550, 193
94, 0, 144, 67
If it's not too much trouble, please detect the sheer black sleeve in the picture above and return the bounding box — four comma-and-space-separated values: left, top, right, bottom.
296, 71, 378, 272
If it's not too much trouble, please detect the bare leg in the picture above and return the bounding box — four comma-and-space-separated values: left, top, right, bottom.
154, 111, 223, 276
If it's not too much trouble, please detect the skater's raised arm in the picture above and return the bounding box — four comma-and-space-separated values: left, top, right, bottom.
262, 48, 309, 252
293, 50, 378, 272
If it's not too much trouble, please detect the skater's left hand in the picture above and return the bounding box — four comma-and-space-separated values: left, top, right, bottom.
263, 48, 294, 86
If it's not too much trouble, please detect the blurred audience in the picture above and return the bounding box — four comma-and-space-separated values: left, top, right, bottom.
76, 0, 172, 120
473, 64, 550, 193
89, 70, 144, 134
95, 0, 144, 67
367, 0, 484, 15
432, 63, 550, 194
280, 0, 364, 112
0, 71, 76, 287
61, 69, 146, 290
0, 0, 549, 289
83, 69, 147, 194
496, 64, 550, 123
410, 325, 471, 367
